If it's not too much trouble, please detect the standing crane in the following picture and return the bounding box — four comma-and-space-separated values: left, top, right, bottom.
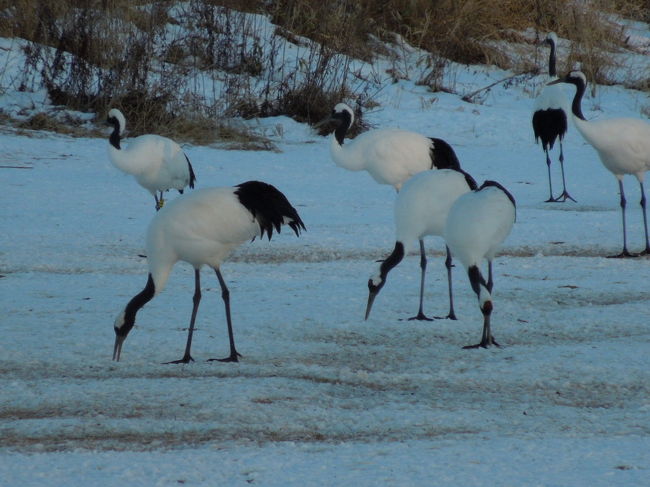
549, 71, 650, 257
112, 181, 306, 363
107, 108, 196, 210
532, 32, 575, 202
320, 103, 462, 191
444, 181, 516, 348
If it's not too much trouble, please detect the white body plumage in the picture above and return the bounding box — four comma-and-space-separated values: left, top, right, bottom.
330, 127, 436, 189
445, 185, 516, 270
573, 116, 650, 178
325, 103, 461, 191
107, 108, 196, 209
533, 82, 569, 112
394, 169, 474, 246
145, 187, 261, 292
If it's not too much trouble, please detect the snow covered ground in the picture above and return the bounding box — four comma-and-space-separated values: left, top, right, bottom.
1, 20, 650, 487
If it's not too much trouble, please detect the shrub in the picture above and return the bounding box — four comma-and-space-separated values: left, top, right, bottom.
0, 0, 646, 143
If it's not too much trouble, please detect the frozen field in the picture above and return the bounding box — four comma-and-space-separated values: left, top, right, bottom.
1, 23, 650, 487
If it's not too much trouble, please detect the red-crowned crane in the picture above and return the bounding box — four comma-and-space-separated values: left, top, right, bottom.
107, 108, 196, 210
365, 168, 478, 321
321, 103, 462, 191
112, 181, 306, 363
549, 71, 650, 257
444, 181, 516, 349
532, 32, 575, 202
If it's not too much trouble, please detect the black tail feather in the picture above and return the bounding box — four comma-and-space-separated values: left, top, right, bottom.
235, 181, 306, 240
186, 153, 196, 189
532, 109, 567, 150
429, 138, 462, 170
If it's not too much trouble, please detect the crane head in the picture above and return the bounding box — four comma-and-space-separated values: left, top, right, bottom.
365, 274, 386, 320
313, 103, 354, 131
112, 308, 133, 362
365, 242, 405, 320
106, 108, 126, 136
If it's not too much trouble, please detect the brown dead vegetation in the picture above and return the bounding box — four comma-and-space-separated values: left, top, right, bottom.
0, 0, 647, 143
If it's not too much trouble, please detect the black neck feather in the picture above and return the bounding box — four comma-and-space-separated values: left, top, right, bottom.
120, 274, 155, 335
108, 118, 121, 150
548, 40, 557, 77
333, 111, 352, 146
467, 265, 487, 298
379, 242, 405, 282
570, 79, 587, 121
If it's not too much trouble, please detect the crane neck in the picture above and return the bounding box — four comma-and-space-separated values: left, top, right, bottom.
548, 41, 557, 77
569, 79, 587, 121
334, 115, 350, 146
106, 133, 151, 176
108, 119, 122, 150
468, 265, 491, 309
380, 242, 405, 281
329, 131, 365, 172
119, 274, 155, 336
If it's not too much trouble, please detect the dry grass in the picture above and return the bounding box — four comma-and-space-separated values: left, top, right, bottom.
0, 0, 647, 143
607, 0, 650, 22
265, 0, 647, 68
6, 111, 103, 138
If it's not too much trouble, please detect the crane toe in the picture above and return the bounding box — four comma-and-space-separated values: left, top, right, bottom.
164, 354, 195, 364
462, 336, 500, 349
207, 352, 242, 363
435, 311, 457, 320
607, 250, 638, 259
556, 190, 577, 203
407, 312, 434, 321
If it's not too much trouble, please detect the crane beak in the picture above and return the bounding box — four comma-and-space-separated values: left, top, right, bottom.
365, 290, 378, 320
546, 78, 562, 86
113, 335, 125, 362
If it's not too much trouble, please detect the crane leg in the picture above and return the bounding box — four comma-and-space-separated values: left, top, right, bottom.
408, 239, 433, 321
556, 142, 576, 202
437, 246, 457, 320
207, 268, 242, 362
609, 180, 636, 258
165, 269, 201, 364
544, 149, 557, 202
487, 260, 494, 293
639, 180, 650, 255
